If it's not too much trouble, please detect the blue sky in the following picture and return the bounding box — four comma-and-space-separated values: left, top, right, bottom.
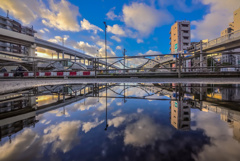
0, 0, 239, 58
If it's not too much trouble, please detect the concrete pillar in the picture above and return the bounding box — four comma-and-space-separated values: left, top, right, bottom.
75, 55, 76, 62
57, 52, 59, 59
28, 44, 36, 57
62, 51, 64, 59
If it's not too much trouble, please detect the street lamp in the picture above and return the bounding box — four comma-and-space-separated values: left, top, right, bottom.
103, 21, 107, 73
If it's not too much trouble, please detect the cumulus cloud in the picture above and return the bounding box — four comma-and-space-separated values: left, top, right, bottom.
138, 50, 162, 56
0, 0, 103, 33
48, 35, 69, 44
0, 0, 39, 25
39, 29, 45, 33
40, 0, 81, 31
0, 129, 41, 161
107, 24, 126, 36
106, 7, 120, 20
122, 2, 173, 36
191, 110, 240, 161
192, 0, 240, 40
82, 119, 104, 133
44, 28, 50, 32
80, 19, 103, 34
43, 121, 81, 153
124, 116, 173, 147
137, 39, 143, 43
108, 116, 126, 127
111, 36, 121, 42
112, 109, 122, 116
116, 46, 122, 50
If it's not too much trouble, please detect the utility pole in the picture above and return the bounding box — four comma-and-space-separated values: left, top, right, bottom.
103, 22, 107, 73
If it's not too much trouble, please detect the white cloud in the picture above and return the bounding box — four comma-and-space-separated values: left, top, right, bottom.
137, 39, 143, 43
191, 110, 240, 161
0, 0, 81, 32
138, 50, 162, 56
107, 24, 126, 36
44, 28, 50, 32
111, 36, 121, 42
82, 119, 104, 133
43, 121, 81, 153
124, 116, 172, 147
0, 129, 41, 161
122, 2, 173, 36
0, 0, 39, 25
106, 7, 119, 20
40, 0, 81, 31
48, 35, 69, 44
73, 41, 99, 56
112, 109, 122, 116
80, 19, 103, 34
192, 0, 240, 40
108, 116, 126, 127
116, 46, 122, 50
39, 29, 45, 33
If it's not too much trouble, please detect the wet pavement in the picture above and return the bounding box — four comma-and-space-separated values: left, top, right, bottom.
0, 83, 240, 161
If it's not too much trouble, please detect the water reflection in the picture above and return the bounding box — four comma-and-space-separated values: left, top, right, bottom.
0, 83, 240, 161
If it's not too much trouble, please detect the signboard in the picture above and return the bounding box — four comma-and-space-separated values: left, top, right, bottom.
175, 101, 178, 108
174, 43, 178, 52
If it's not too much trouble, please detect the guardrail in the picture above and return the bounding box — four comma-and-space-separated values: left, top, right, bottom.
195, 29, 240, 50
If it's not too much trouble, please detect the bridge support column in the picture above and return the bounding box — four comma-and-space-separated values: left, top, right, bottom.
28, 44, 36, 58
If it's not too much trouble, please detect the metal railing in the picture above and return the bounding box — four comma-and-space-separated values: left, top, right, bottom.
195, 29, 240, 50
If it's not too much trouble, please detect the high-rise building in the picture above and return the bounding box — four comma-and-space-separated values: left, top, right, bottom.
234, 8, 240, 31
169, 21, 191, 53
221, 7, 240, 36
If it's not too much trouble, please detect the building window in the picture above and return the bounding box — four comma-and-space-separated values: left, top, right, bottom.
183, 37, 189, 39
183, 30, 189, 33
182, 24, 189, 27
183, 43, 189, 46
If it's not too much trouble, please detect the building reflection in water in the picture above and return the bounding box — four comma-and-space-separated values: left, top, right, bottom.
1, 83, 240, 144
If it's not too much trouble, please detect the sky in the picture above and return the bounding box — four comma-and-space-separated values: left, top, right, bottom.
0, 0, 239, 58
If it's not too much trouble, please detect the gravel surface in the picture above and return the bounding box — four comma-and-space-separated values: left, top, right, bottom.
1, 77, 240, 93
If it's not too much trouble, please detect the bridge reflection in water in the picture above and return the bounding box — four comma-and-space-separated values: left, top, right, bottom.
1, 83, 240, 144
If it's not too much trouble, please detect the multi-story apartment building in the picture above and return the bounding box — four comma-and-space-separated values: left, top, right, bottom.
0, 15, 36, 55
169, 21, 191, 53
234, 8, 240, 31
221, 7, 240, 36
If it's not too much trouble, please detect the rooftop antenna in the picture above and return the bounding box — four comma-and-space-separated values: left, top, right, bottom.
7, 10, 9, 18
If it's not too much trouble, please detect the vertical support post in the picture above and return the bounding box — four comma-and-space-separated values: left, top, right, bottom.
103, 22, 108, 73
178, 53, 181, 78
123, 49, 126, 74
57, 52, 59, 59
105, 83, 108, 130
94, 58, 97, 78
200, 40, 203, 72
75, 55, 76, 63
62, 51, 64, 59
63, 94, 65, 103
